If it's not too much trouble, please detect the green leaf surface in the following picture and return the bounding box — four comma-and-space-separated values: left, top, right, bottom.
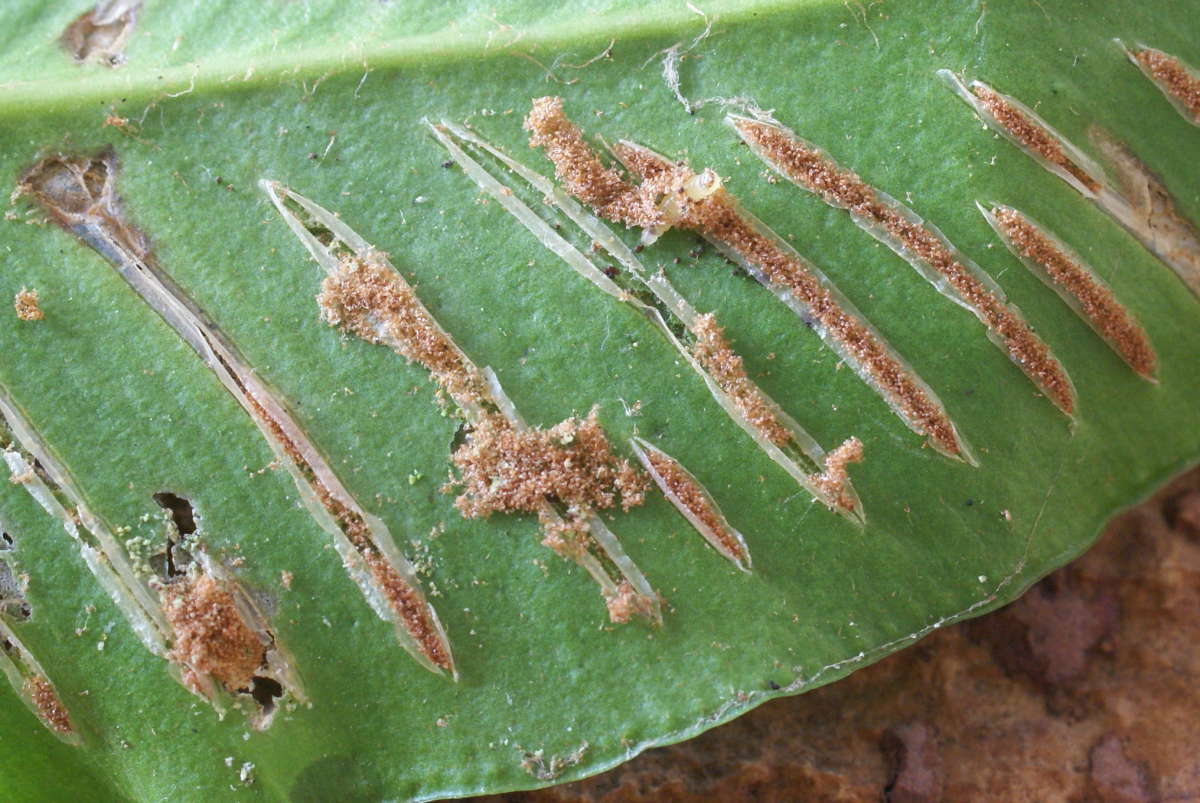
0, 0, 1197, 799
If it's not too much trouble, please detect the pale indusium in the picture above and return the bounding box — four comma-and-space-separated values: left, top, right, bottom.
981, 204, 1156, 380
523, 97, 971, 463
1120, 42, 1200, 126
0, 524, 77, 743
260, 181, 662, 625
0, 620, 76, 742
940, 70, 1200, 301
731, 115, 1077, 418
15, 151, 455, 678
430, 119, 865, 526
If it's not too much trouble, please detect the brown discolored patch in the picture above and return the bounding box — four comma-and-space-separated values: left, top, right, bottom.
968, 83, 1101, 194
641, 446, 748, 566
688, 313, 790, 447
160, 574, 265, 694
60, 1, 140, 67
734, 118, 1075, 416
1090, 129, 1200, 301
13, 288, 43, 322
318, 254, 490, 411
810, 437, 865, 515
23, 675, 74, 737
1135, 48, 1200, 125
450, 409, 647, 521
991, 206, 1156, 379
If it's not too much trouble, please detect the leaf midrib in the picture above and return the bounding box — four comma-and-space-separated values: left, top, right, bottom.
0, 0, 827, 118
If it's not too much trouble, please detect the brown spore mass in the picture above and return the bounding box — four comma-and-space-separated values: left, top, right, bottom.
23, 675, 73, 736
160, 574, 265, 694
525, 96, 664, 230
619, 142, 971, 450
967, 84, 1102, 194
735, 118, 1076, 416
1135, 49, 1200, 124
992, 207, 1157, 379
451, 409, 648, 522
318, 254, 490, 411
643, 447, 747, 565
524, 98, 965, 456
689, 313, 791, 447
13, 289, 43, 321
316, 245, 654, 618
811, 437, 865, 514
238, 389, 453, 673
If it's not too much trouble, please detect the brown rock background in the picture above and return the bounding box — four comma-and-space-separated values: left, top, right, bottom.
477, 467, 1200, 802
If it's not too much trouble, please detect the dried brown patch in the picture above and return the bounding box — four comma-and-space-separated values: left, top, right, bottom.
16, 149, 150, 264
450, 409, 647, 520
992, 207, 1156, 379
60, 1, 140, 67
524, 97, 664, 230
161, 574, 265, 694
689, 313, 790, 447
735, 118, 1075, 416
23, 675, 73, 737
318, 253, 490, 411
968, 83, 1102, 194
1135, 49, 1200, 124
13, 289, 43, 322
1090, 129, 1200, 300
642, 447, 747, 565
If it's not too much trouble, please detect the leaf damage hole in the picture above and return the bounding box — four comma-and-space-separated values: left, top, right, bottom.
147, 491, 302, 728
15, 149, 454, 678
248, 674, 284, 718
982, 204, 1157, 380
153, 491, 197, 535
525, 97, 966, 464
731, 114, 1077, 418
60, 1, 140, 68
